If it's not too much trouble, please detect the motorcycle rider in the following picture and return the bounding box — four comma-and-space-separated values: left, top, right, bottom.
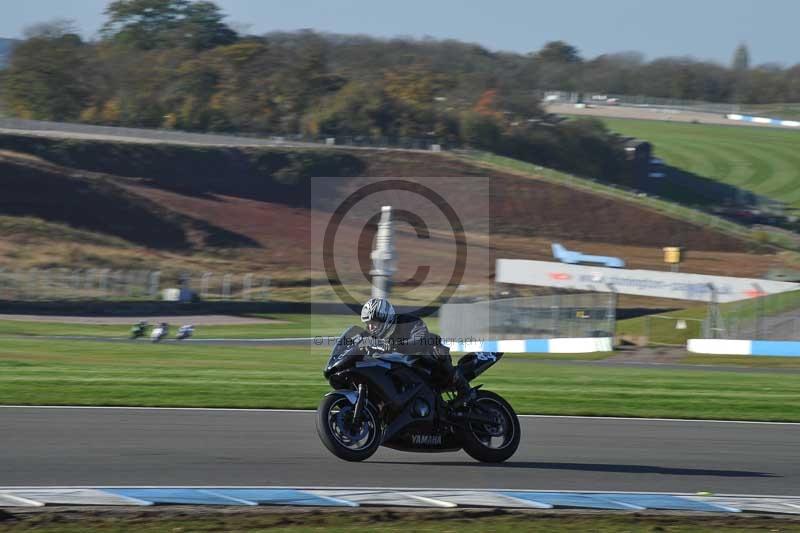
130, 321, 148, 338
177, 324, 194, 340
360, 297, 472, 406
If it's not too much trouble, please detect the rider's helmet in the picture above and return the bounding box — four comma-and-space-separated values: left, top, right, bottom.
360, 297, 396, 339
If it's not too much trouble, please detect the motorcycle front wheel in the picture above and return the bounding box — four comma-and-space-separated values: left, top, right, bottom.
316, 394, 381, 462
461, 390, 521, 463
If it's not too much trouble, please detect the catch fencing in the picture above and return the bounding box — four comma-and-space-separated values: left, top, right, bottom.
439, 293, 616, 341
704, 290, 800, 340
643, 315, 704, 346
0, 268, 270, 302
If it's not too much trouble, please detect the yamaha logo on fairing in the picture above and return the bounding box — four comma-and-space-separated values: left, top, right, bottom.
411, 434, 442, 446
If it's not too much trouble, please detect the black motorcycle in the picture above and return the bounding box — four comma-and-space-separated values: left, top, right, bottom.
316, 326, 521, 463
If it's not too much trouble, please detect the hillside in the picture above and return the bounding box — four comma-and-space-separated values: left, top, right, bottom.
0, 133, 757, 250
592, 117, 800, 208
0, 133, 793, 300
0, 150, 261, 249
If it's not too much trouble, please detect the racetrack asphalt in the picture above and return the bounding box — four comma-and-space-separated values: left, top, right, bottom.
2, 407, 797, 495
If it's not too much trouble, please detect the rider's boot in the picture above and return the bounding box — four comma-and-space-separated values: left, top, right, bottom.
449, 368, 475, 410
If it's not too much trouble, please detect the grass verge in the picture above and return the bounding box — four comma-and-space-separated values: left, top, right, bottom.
683, 354, 800, 368
0, 313, 369, 339
2, 508, 799, 533
1, 339, 799, 421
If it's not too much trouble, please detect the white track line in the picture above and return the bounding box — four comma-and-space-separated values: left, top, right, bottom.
1, 405, 798, 425
0, 493, 44, 507
0, 486, 797, 499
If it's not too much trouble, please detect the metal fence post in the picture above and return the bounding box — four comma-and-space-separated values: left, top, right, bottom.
127, 270, 137, 297
28, 268, 38, 300
149, 271, 160, 298
606, 285, 617, 339
222, 274, 232, 300
100, 269, 111, 298
707, 283, 720, 339
201, 272, 212, 299
261, 276, 271, 301
71, 269, 82, 296
242, 273, 253, 300
756, 287, 765, 340
551, 293, 560, 337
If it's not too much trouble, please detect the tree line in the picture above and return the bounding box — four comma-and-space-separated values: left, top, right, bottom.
1, 0, 796, 185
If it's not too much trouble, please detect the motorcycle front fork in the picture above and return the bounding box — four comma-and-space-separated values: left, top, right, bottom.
352, 383, 366, 422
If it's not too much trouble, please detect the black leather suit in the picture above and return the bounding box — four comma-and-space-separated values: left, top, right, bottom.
373, 313, 457, 388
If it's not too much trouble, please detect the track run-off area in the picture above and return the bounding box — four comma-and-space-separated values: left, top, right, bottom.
2, 406, 798, 496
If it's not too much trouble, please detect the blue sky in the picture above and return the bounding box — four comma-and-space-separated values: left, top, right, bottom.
2, 0, 798, 66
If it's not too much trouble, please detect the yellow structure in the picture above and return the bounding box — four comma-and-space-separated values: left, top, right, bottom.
663, 247, 682, 264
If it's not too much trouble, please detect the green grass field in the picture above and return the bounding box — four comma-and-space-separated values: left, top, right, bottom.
597, 117, 800, 207
1, 338, 799, 421
461, 151, 755, 239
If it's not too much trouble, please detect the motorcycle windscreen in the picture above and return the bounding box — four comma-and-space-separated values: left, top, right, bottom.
456, 352, 504, 381
329, 325, 367, 358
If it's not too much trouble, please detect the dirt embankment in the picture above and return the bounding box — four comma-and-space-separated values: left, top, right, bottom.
356, 150, 752, 252
0, 133, 785, 281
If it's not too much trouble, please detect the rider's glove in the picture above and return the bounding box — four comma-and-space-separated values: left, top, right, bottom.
364, 338, 391, 353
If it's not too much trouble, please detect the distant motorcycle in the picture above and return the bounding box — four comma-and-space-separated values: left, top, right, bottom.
317, 326, 520, 463
150, 323, 169, 343
176, 325, 194, 340
130, 322, 149, 340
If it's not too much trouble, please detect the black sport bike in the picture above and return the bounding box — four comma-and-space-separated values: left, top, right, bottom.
317, 326, 521, 462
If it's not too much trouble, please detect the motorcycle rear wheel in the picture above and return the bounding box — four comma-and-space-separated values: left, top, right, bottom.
461, 390, 521, 463
316, 394, 381, 462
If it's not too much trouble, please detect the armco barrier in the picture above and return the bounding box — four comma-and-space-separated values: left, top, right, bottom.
444, 337, 613, 353
726, 114, 800, 128
688, 339, 800, 356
